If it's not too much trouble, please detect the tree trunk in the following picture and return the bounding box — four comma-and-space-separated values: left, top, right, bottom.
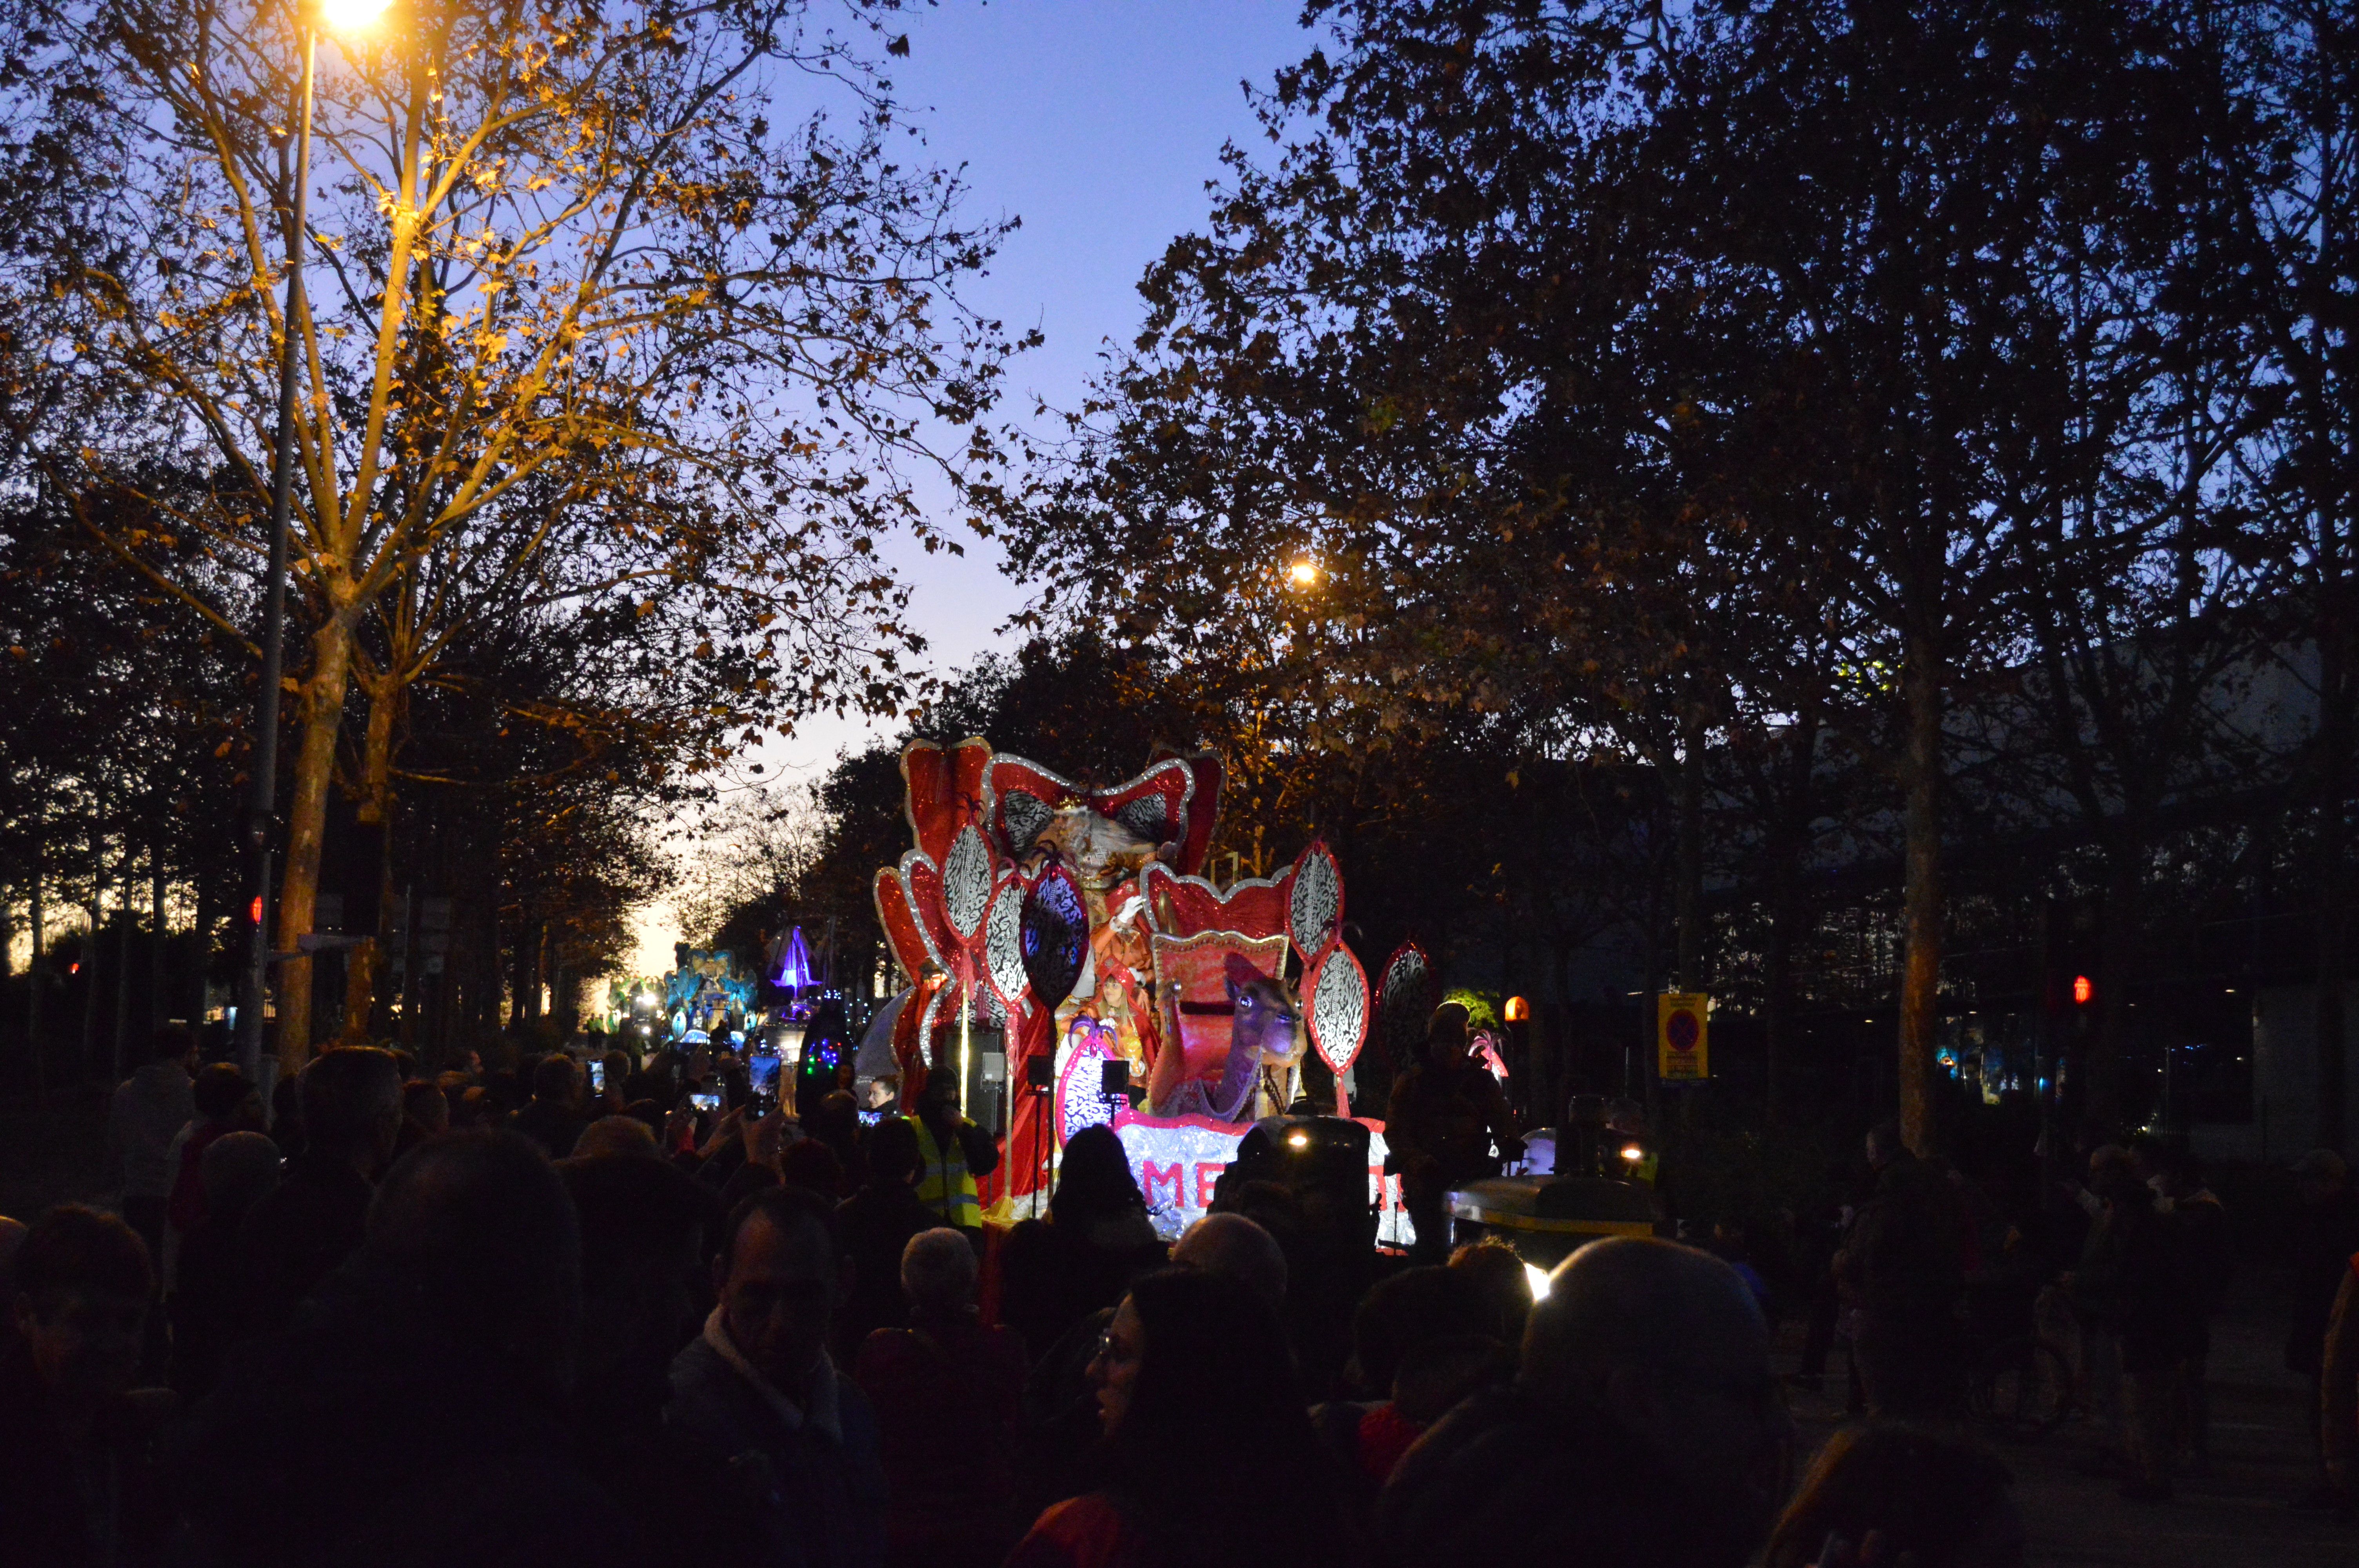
273, 612, 356, 1080
340, 675, 400, 1044
510, 914, 541, 1031
1675, 706, 1707, 991
2087, 846, 2141, 1136
111, 851, 134, 1074
2316, 721, 2348, 1154
1764, 711, 1819, 1126
190, 880, 213, 1029
82, 836, 105, 1082
1897, 634, 1945, 1156
149, 828, 167, 1036
27, 861, 46, 1104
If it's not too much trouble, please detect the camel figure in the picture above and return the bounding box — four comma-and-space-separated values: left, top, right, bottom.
1147, 953, 1303, 1122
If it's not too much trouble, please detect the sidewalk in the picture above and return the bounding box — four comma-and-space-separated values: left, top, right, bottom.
1776, 1278, 2354, 1568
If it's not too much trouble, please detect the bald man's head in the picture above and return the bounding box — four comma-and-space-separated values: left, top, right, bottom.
1174, 1212, 1288, 1308
1524, 1238, 1767, 1396
1522, 1238, 1790, 1551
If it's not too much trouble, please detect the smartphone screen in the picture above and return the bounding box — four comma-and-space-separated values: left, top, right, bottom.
747, 1054, 780, 1098
687, 1090, 720, 1114
587, 1060, 605, 1093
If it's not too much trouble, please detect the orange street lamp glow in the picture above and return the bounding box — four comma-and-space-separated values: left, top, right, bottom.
1288, 557, 1319, 588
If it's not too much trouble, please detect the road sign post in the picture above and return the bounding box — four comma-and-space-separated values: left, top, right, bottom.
1657, 993, 1710, 1083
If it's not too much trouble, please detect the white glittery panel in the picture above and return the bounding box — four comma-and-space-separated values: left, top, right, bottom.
1056, 1027, 1119, 1145
984, 878, 1029, 1008
918, 978, 953, 1068
1105, 1112, 1415, 1248
1110, 1115, 1251, 1240
1365, 1125, 1417, 1249
1289, 843, 1341, 956
1308, 942, 1369, 1073
944, 825, 993, 939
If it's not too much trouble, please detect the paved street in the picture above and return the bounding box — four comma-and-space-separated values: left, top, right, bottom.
1779, 1277, 2354, 1568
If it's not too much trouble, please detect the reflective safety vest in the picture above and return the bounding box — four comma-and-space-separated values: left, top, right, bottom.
911, 1115, 981, 1229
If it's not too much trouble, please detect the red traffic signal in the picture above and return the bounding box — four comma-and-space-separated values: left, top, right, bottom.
2072, 974, 2094, 1006
248, 895, 264, 926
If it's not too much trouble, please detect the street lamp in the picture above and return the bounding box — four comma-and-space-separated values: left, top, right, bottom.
1288, 557, 1320, 588
237, 0, 390, 1082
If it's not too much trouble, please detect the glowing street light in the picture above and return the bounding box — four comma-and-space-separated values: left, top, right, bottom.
1287, 557, 1320, 588
321, 0, 392, 30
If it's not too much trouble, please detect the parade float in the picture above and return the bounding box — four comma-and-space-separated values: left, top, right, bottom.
870, 738, 1423, 1238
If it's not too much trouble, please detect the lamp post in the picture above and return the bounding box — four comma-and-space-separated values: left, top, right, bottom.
236, 0, 388, 1082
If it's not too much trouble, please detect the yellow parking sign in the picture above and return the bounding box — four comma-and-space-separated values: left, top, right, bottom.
1657, 993, 1710, 1082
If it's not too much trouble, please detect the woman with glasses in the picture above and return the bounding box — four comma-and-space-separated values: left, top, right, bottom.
1006, 1267, 1349, 1568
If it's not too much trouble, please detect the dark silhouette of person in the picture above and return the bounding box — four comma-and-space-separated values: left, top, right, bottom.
556, 1149, 761, 1556
1839, 1122, 1965, 1418
1764, 1421, 2025, 1568
170, 1129, 635, 1566
0, 1206, 172, 1568
1378, 1236, 1795, 1568
1384, 1004, 1521, 1262
167, 1131, 280, 1401
854, 1227, 1030, 1568
508, 1053, 589, 1160
1006, 1267, 1348, 1568
666, 1185, 887, 1568
998, 1124, 1166, 1362
236, 1046, 404, 1335
834, 1118, 938, 1362
104, 1029, 197, 1268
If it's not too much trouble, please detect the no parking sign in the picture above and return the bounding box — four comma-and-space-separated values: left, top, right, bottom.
1656, 993, 1710, 1083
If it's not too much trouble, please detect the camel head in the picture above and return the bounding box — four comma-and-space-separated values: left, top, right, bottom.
1224, 953, 1304, 1069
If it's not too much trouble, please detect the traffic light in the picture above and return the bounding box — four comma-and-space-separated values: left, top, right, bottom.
2041, 896, 2103, 1017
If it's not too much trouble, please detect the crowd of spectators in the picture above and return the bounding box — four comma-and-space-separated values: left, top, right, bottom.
8, 1015, 2357, 1566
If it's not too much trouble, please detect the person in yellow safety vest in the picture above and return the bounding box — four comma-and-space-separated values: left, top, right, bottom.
907, 1065, 1000, 1235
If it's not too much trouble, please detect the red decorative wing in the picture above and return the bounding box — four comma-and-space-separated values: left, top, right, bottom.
1174, 751, 1223, 875
901, 737, 991, 868
900, 851, 961, 971
984, 752, 1212, 871
1085, 757, 1196, 857
982, 755, 1076, 860
1138, 861, 1294, 943
873, 866, 929, 983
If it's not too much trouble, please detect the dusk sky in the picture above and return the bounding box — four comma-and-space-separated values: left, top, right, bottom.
758, 0, 1319, 784
648, 2, 1321, 959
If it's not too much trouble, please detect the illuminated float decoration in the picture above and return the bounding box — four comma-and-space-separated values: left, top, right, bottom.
869, 738, 1389, 1229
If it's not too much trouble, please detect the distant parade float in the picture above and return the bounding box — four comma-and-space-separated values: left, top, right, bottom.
869, 739, 1417, 1238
